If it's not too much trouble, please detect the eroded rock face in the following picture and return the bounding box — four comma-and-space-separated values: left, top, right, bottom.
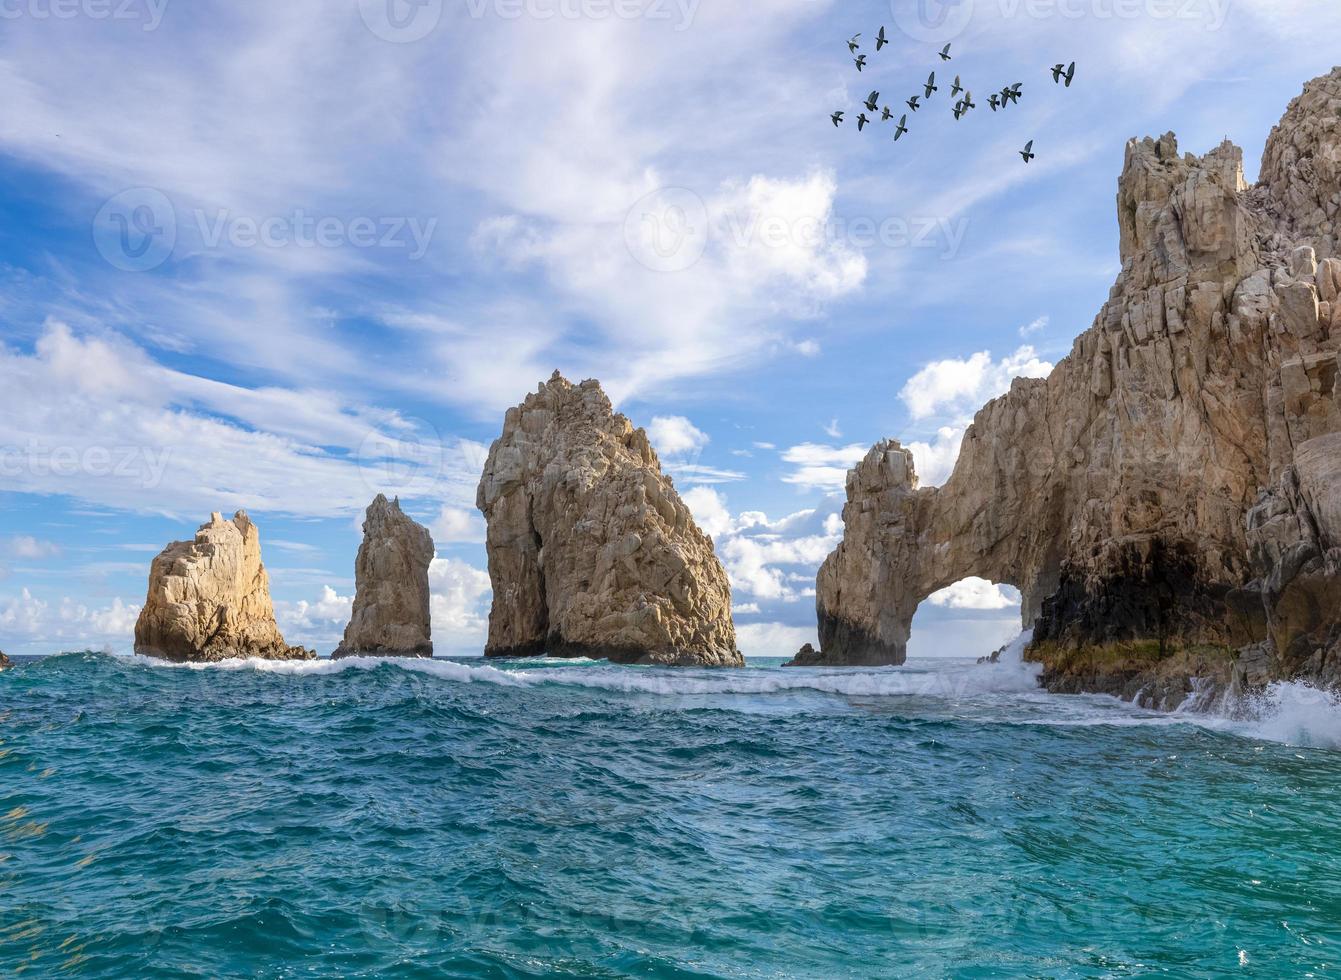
0, 651, 11, 671
477, 372, 741, 667
134, 511, 314, 662
333, 495, 434, 659
801, 69, 1341, 703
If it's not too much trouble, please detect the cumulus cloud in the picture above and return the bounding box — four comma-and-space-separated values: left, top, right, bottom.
8, 536, 61, 559
428, 557, 492, 650
899, 346, 1054, 421
926, 578, 1021, 611
1019, 316, 1049, 337
780, 442, 868, 491
904, 426, 967, 489
646, 415, 710, 457
0, 587, 140, 654
431, 506, 486, 545
736, 622, 817, 658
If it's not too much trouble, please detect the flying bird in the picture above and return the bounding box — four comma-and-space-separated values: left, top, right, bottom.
854, 54, 867, 71
939, 43, 953, 61
831, 111, 844, 127
1051, 63, 1065, 83
1064, 61, 1076, 87
1020, 139, 1036, 163
875, 26, 889, 50
848, 33, 861, 53
924, 72, 938, 97
906, 94, 921, 111
988, 93, 1001, 111
894, 114, 908, 140
951, 75, 963, 97
962, 90, 975, 111
864, 90, 881, 113
952, 101, 964, 120
857, 112, 870, 131
881, 106, 894, 121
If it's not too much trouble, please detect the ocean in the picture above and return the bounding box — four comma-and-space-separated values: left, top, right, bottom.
3, 642, 1340, 977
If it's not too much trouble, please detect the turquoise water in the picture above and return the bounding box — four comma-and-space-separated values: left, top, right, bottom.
3, 651, 1341, 978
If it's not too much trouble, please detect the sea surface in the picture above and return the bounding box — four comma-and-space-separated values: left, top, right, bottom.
3, 641, 1341, 978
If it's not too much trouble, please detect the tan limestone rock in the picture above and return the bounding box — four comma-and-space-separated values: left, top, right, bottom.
333, 495, 434, 659
477, 372, 740, 667
134, 511, 314, 663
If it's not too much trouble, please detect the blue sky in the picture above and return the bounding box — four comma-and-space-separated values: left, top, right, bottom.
0, 0, 1334, 658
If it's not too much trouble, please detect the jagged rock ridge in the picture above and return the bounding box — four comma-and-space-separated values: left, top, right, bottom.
477, 372, 741, 667
796, 69, 1341, 707
334, 494, 435, 659
134, 511, 314, 663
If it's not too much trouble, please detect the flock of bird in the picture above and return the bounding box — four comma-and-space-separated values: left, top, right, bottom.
831, 31, 1076, 163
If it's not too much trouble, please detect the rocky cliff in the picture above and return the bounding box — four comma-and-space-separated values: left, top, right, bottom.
0, 651, 11, 671
477, 372, 741, 667
134, 511, 314, 662
795, 69, 1341, 707
333, 494, 434, 659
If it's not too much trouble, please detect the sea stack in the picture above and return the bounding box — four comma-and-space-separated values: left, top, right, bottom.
0, 651, 11, 671
795, 68, 1341, 707
477, 372, 741, 666
134, 510, 314, 662
332, 495, 434, 659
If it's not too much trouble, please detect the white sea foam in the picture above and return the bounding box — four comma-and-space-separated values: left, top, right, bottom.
127, 644, 1341, 749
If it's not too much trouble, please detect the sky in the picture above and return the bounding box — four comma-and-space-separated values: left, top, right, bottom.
0, 0, 1336, 659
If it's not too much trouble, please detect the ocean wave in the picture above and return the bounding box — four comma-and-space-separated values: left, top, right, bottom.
129, 650, 1045, 700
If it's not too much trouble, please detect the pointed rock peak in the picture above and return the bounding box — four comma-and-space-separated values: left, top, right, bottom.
335, 496, 434, 659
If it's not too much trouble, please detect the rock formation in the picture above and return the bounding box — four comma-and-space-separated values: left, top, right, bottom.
134, 511, 314, 662
794, 69, 1341, 707
333, 494, 434, 659
477, 372, 741, 667
0, 651, 11, 671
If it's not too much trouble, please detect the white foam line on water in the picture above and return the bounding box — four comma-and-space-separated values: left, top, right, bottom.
127, 642, 1341, 749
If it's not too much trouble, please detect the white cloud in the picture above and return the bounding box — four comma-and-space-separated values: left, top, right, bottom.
682, 486, 734, 540
280, 585, 352, 633
780, 442, 868, 491
0, 322, 482, 518
431, 506, 486, 545
0, 587, 140, 654
904, 426, 967, 489
429, 557, 492, 651
646, 415, 710, 457
736, 622, 816, 659
1019, 316, 1049, 337
8, 536, 61, 559
823, 419, 842, 439
927, 578, 1021, 611
899, 346, 1054, 421
731, 602, 762, 615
